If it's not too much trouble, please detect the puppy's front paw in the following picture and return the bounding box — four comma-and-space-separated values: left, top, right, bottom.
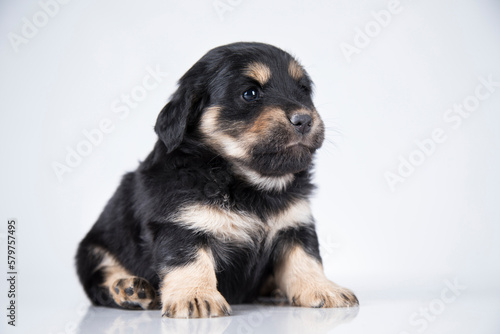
161, 289, 231, 318
290, 281, 359, 308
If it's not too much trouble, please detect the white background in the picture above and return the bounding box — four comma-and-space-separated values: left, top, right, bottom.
1, 0, 499, 333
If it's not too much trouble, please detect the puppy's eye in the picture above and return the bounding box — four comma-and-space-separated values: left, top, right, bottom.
242, 88, 260, 102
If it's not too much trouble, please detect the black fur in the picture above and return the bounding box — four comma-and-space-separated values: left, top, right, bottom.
76, 42, 327, 308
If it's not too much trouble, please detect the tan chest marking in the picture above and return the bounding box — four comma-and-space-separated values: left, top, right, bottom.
233, 164, 295, 192
172, 199, 313, 244
172, 204, 263, 244
265, 199, 313, 243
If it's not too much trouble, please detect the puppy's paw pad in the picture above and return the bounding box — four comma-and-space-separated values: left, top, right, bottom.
110, 277, 158, 310
162, 290, 231, 318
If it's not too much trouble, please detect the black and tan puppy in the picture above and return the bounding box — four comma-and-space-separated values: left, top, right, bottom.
76, 42, 358, 318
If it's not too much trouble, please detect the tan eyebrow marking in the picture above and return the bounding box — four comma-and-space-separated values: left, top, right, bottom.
288, 59, 304, 80
244, 62, 272, 85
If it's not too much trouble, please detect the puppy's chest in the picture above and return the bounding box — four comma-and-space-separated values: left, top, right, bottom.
172, 198, 313, 245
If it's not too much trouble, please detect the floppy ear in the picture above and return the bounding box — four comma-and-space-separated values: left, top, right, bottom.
154, 86, 190, 154
155, 48, 225, 153
154, 75, 207, 154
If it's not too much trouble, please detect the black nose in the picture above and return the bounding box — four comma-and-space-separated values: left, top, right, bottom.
289, 114, 312, 134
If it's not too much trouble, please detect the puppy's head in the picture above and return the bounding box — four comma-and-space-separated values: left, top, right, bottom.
155, 42, 324, 178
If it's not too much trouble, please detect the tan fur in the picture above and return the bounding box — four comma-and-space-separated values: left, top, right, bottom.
310, 108, 324, 139
160, 248, 231, 318
200, 106, 295, 192
94, 246, 134, 287
244, 62, 272, 85
200, 105, 323, 192
266, 199, 313, 243
274, 245, 358, 308
249, 107, 287, 135
199, 106, 250, 160
93, 247, 157, 309
171, 204, 264, 244
232, 164, 295, 192
172, 198, 313, 245
288, 60, 304, 80
248, 105, 324, 153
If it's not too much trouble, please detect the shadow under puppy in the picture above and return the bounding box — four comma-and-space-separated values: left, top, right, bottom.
76, 42, 358, 318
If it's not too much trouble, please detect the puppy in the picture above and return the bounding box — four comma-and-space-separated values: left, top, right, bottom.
75, 42, 358, 318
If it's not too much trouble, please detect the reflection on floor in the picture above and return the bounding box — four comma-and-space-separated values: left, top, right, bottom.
77, 303, 359, 334
60, 294, 500, 334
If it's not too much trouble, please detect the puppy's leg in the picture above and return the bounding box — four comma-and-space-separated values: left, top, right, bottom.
159, 248, 231, 318
273, 228, 358, 308
93, 247, 158, 310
